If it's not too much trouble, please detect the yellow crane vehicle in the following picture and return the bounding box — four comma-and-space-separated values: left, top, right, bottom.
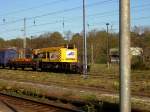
8, 45, 82, 73
33, 45, 81, 73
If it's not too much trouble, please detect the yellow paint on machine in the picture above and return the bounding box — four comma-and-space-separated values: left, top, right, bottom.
61, 48, 77, 62
36, 47, 78, 63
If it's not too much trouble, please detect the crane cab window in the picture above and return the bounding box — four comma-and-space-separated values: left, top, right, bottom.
37, 52, 46, 59
42, 52, 46, 59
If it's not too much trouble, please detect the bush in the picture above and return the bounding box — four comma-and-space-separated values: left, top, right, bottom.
131, 56, 149, 70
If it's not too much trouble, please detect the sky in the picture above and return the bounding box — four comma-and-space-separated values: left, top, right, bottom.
0, 0, 150, 40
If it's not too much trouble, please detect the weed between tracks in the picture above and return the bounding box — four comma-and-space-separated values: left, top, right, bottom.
0, 86, 102, 112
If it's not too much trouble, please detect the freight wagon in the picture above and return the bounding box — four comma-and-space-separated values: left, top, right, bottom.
8, 45, 83, 73
8, 48, 36, 70
0, 48, 17, 68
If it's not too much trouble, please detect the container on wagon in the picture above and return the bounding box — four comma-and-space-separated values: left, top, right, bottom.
0, 48, 18, 67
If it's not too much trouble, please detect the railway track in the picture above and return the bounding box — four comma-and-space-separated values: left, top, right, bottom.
34, 78, 149, 98
0, 78, 149, 112
0, 93, 83, 112
0, 76, 149, 98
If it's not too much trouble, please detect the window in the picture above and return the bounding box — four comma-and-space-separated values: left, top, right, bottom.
42, 52, 46, 58
47, 52, 50, 58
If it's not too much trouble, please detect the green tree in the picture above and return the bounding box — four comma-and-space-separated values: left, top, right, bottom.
0, 38, 5, 48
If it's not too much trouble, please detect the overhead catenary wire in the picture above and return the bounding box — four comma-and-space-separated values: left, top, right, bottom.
1, 0, 149, 38
0, 1, 149, 28
28, 0, 115, 19
0, 0, 69, 17
1, 15, 150, 36
0, 20, 61, 34
1, 0, 148, 18
0, 0, 116, 26
2, 14, 148, 40
1, 6, 150, 35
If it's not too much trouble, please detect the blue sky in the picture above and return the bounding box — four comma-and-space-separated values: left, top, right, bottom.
0, 0, 150, 40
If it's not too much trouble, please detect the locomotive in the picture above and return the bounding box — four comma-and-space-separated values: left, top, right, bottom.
0, 45, 83, 73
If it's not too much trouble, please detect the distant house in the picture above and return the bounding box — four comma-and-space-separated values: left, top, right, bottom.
130, 47, 143, 56
109, 48, 119, 63
109, 47, 143, 63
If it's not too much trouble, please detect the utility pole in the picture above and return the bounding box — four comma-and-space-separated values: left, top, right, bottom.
30, 36, 33, 49
83, 0, 88, 78
23, 18, 26, 58
62, 17, 65, 39
106, 23, 110, 69
119, 0, 131, 112
91, 43, 94, 64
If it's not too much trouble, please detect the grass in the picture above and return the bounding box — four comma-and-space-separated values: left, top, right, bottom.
0, 64, 149, 96
0, 66, 149, 112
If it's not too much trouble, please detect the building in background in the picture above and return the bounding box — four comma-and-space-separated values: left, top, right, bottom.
109, 47, 143, 63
